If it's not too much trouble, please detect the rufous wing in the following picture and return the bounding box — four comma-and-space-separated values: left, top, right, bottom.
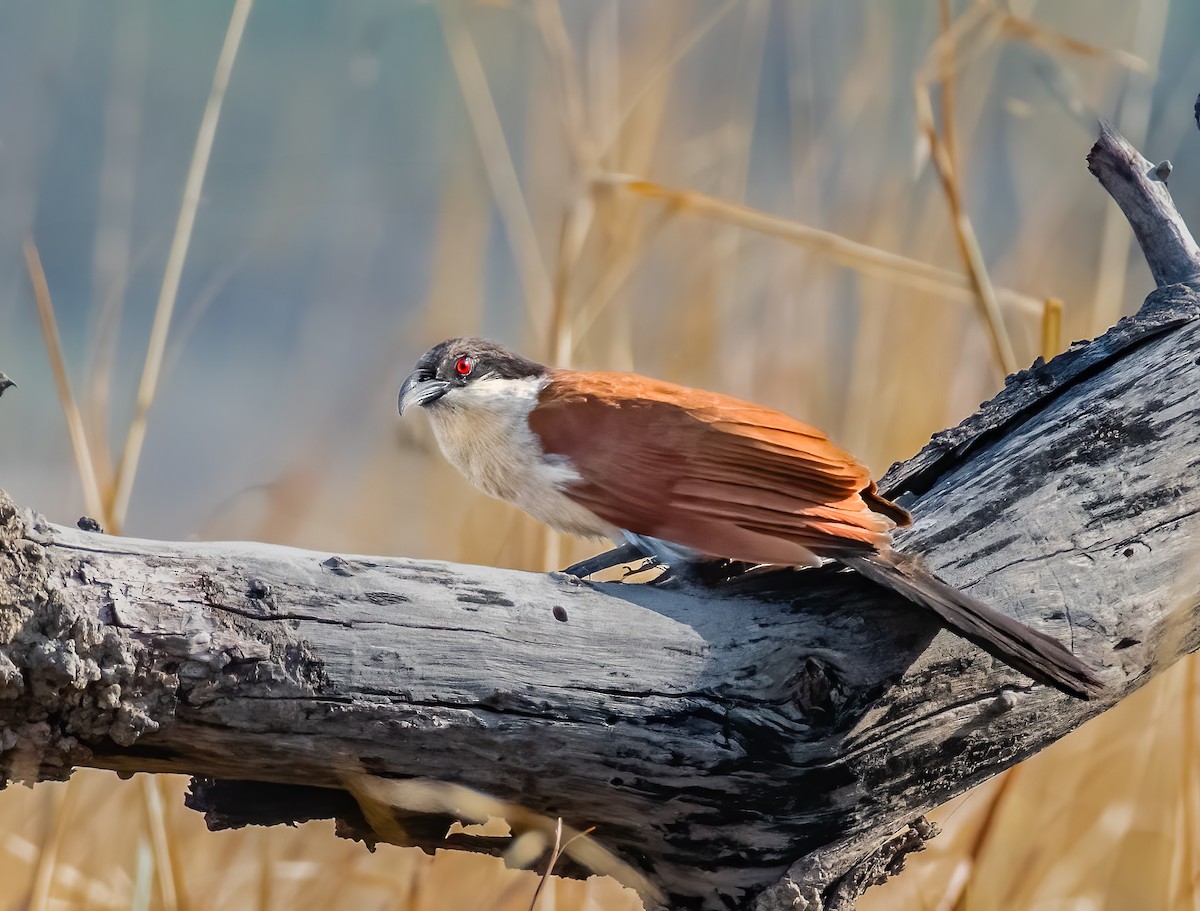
529, 370, 908, 567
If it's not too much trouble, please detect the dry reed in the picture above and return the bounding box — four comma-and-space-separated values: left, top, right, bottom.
24, 240, 106, 523
109, 0, 254, 533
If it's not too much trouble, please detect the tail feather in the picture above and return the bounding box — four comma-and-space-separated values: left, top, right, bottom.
838, 550, 1105, 700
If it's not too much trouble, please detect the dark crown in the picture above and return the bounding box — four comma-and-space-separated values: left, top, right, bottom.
416, 337, 546, 382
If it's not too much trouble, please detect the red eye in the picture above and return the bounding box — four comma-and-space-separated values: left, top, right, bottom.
455, 356, 474, 376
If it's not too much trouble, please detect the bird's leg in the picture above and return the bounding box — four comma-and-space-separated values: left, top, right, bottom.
562, 534, 749, 587
612, 535, 741, 587
561, 542, 647, 579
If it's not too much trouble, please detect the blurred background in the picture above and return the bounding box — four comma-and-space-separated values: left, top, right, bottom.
0, 0, 1198, 908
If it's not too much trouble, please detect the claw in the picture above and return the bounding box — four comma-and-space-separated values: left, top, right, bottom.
622, 558, 661, 579
561, 542, 646, 579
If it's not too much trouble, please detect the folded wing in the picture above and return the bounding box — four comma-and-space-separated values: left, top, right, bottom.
530, 370, 908, 567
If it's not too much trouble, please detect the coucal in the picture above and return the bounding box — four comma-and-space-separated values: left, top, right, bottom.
399, 337, 1103, 699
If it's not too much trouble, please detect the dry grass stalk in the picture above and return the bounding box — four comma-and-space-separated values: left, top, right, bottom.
596, 173, 1044, 318
86, 237, 158, 498
531, 0, 597, 570
257, 831, 273, 911
917, 2, 1002, 115
529, 818, 598, 911
439, 0, 554, 341
935, 769, 1020, 911
703, 0, 768, 353
532, 0, 594, 177
569, 203, 671, 344
998, 11, 1150, 72
547, 199, 593, 364
922, 1, 1149, 83
937, 0, 960, 176
109, 0, 254, 533
915, 101, 1016, 376
532, 0, 597, 368
915, 5, 1017, 378
140, 775, 181, 911
342, 772, 662, 904
1041, 298, 1064, 361
25, 779, 81, 911
24, 240, 107, 524
921, 2, 1150, 348
528, 818, 564, 911
1175, 656, 1199, 909
914, 0, 1151, 380
596, 0, 739, 157
85, 7, 149, 497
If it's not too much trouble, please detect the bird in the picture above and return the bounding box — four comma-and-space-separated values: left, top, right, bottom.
398, 337, 1104, 699
0, 374, 14, 398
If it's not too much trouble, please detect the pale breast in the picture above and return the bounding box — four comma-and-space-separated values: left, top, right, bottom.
425, 375, 621, 541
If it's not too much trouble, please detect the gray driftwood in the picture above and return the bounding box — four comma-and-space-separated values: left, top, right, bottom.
2, 123, 1200, 910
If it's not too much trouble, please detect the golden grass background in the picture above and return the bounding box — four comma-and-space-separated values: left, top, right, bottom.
1, 0, 1199, 908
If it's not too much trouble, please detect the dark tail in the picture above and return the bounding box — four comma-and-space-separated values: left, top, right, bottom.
838, 549, 1105, 700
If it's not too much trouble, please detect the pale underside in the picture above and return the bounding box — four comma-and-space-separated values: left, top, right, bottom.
424, 374, 624, 540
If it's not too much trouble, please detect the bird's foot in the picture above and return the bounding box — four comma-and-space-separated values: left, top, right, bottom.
623, 558, 662, 580
561, 543, 753, 588
561, 542, 647, 580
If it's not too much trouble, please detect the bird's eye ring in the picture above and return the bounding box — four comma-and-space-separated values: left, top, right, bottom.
455, 356, 475, 377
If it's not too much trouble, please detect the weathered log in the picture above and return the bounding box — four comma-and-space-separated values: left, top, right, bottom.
2, 123, 1199, 910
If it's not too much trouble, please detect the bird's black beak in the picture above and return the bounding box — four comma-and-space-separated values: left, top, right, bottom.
398, 371, 451, 415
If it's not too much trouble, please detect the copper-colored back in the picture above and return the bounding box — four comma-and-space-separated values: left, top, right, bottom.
530, 369, 909, 566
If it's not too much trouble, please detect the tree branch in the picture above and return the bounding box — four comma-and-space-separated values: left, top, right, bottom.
1, 123, 1198, 910
1086, 119, 1200, 287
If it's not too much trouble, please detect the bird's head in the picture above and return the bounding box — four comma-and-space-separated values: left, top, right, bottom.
397, 338, 545, 416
